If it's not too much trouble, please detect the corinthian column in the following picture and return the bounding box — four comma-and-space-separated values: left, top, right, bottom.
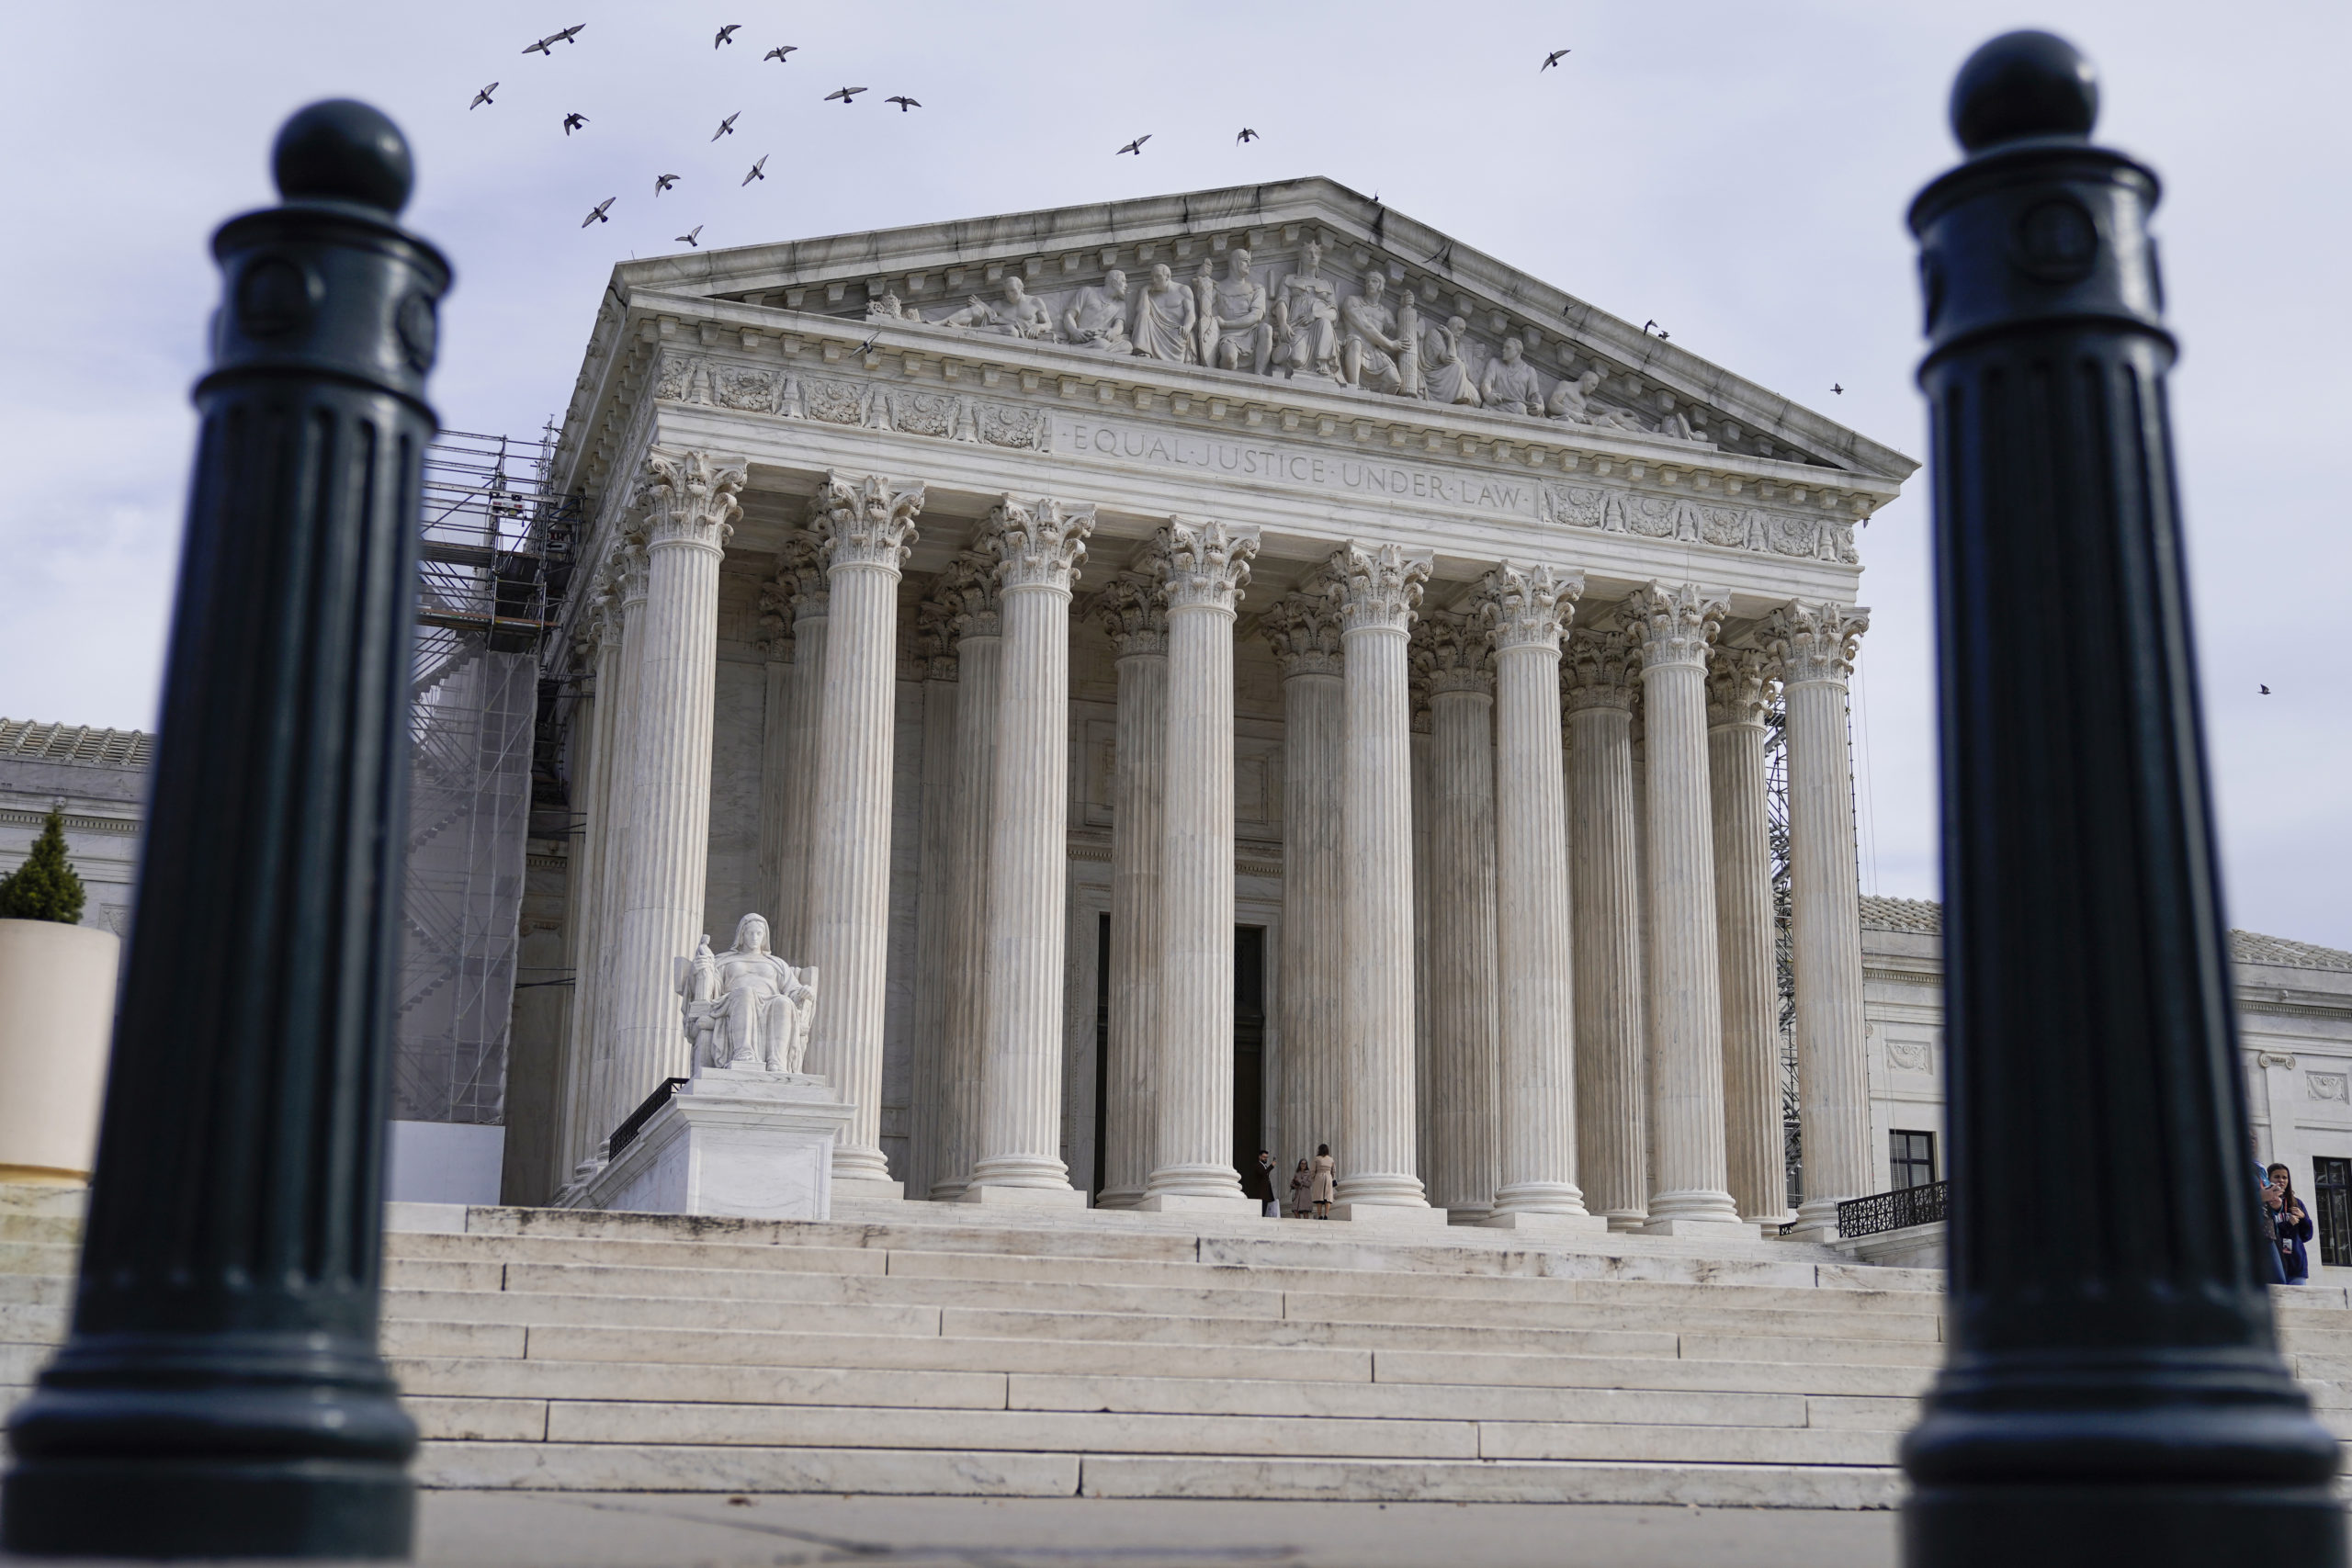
556, 573, 621, 1186
967, 496, 1094, 1203
580, 538, 648, 1168
928, 549, 1001, 1200
1095, 560, 1169, 1209
1262, 576, 1346, 1172
904, 599, 958, 1204
1484, 564, 1607, 1231
1708, 647, 1787, 1226
1565, 628, 1647, 1229
1141, 518, 1261, 1212
1767, 600, 1872, 1236
1625, 581, 1747, 1235
607, 450, 744, 1111
771, 536, 827, 956
804, 471, 923, 1193
1334, 543, 1440, 1222
753, 576, 797, 913
1414, 610, 1499, 1221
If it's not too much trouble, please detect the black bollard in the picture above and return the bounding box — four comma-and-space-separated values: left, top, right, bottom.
1, 102, 447, 1559
1901, 32, 2344, 1566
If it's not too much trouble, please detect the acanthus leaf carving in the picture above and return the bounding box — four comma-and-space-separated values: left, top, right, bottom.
1160, 515, 1260, 612
818, 471, 923, 573
1763, 600, 1870, 686
643, 447, 747, 550
1624, 581, 1727, 671
1261, 564, 1346, 677
1562, 626, 1641, 714
1704, 646, 1775, 727
1094, 573, 1170, 658
1411, 607, 1492, 695
1336, 541, 1430, 635
1482, 560, 1585, 653
988, 495, 1094, 593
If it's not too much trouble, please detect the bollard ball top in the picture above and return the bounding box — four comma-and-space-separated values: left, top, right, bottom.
1951, 30, 2099, 152
272, 100, 413, 215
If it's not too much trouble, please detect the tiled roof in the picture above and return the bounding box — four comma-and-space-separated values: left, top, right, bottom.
1859, 894, 2352, 974
0, 719, 153, 772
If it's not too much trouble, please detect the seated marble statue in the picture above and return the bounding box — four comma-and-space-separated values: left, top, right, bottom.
1339, 273, 1407, 393
865, 293, 918, 323
1132, 263, 1198, 362
938, 276, 1057, 340
1061, 269, 1132, 354
1420, 315, 1482, 407
1205, 249, 1273, 376
1654, 389, 1703, 442
1548, 367, 1644, 430
1479, 338, 1544, 418
676, 914, 819, 1074
1272, 240, 1341, 381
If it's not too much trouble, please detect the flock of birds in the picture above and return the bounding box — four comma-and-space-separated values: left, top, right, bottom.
469, 27, 1854, 401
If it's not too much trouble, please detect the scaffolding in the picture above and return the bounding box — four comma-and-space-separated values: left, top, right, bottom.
394, 428, 576, 1126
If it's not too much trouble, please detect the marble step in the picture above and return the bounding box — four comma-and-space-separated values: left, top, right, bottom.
0, 1213, 76, 1246
417, 1438, 1079, 1496
0, 1241, 76, 1278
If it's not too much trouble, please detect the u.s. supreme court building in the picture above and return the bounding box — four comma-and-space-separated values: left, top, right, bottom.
512, 175, 1912, 1239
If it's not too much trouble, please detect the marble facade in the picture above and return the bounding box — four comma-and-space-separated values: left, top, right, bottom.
530, 178, 1917, 1231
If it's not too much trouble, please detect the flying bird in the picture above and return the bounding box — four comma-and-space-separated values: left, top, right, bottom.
763, 45, 797, 62
2260, 684, 2272, 694
1117, 134, 1150, 155
1643, 319, 1668, 340
676, 226, 703, 247
1831, 383, 1844, 394
582, 197, 614, 228
711, 111, 740, 141
562, 112, 587, 134
854, 332, 881, 355
469, 82, 499, 109
824, 85, 867, 104
654, 173, 680, 196
523, 24, 583, 54
886, 96, 921, 112
1542, 48, 1572, 70
714, 23, 740, 47
1236, 128, 1259, 144
742, 155, 767, 186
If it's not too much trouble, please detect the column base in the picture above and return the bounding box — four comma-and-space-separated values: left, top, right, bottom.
1093, 1185, 1146, 1210
1482, 1209, 1611, 1235
833, 1176, 906, 1204
926, 1179, 968, 1203
1639, 1215, 1760, 1239
1790, 1195, 1849, 1240
1136, 1192, 1261, 1215
1603, 1211, 1649, 1234
1444, 1207, 1494, 1226
831, 1145, 896, 1185
957, 1182, 1088, 1209
1329, 1202, 1453, 1229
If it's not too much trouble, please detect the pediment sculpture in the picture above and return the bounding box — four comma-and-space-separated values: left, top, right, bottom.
676, 913, 818, 1073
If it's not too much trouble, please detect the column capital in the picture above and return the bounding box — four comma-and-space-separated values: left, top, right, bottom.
934, 551, 1001, 641
1705, 647, 1777, 728
753, 577, 796, 662
644, 447, 747, 552
990, 494, 1095, 593
613, 533, 650, 608
1764, 599, 1871, 686
1161, 516, 1261, 613
1413, 607, 1492, 696
1336, 541, 1431, 635
1562, 627, 1641, 714
911, 600, 958, 682
1483, 561, 1587, 653
1261, 567, 1346, 677
819, 470, 924, 573
1624, 581, 1728, 671
1096, 575, 1170, 657
772, 534, 829, 622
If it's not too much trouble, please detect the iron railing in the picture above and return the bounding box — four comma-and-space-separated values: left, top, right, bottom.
1837, 1179, 1949, 1239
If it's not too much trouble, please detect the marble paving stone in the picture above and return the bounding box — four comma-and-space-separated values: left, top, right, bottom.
1674, 1332, 1941, 1367
1076, 1454, 1905, 1508
1476, 1419, 1897, 1466
1275, 1292, 1941, 1340
416, 1439, 1080, 1497
384, 1290, 943, 1337
933, 1306, 1681, 1357
1372, 1349, 1935, 1399
382, 1320, 529, 1359
1803, 1394, 1925, 1430
1006, 1372, 1808, 1428
407, 1395, 552, 1443
511, 1324, 1376, 1382
389, 1355, 1010, 1410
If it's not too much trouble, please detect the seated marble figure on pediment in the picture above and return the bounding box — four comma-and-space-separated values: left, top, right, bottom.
1419, 312, 1483, 407
865, 293, 920, 323
935, 276, 1058, 341
678, 914, 819, 1075
1132, 264, 1199, 363
1061, 269, 1132, 355
1272, 240, 1344, 382
1200, 250, 1273, 375
1339, 273, 1411, 394
1479, 338, 1545, 419
1546, 367, 1646, 432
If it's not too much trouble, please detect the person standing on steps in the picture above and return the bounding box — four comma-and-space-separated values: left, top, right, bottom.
1241, 1149, 1279, 1218
1289, 1158, 1313, 1219
2267, 1164, 2314, 1284
1309, 1143, 1337, 1220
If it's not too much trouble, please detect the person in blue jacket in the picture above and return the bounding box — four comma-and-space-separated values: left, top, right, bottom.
2267, 1163, 2315, 1284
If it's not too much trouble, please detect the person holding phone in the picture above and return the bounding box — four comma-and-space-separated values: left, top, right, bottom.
2267, 1163, 2314, 1284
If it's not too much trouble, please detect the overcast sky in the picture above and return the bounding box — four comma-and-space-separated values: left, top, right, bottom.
3, 1, 2344, 947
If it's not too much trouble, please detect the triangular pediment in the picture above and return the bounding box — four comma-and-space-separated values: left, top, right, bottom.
605, 176, 1913, 483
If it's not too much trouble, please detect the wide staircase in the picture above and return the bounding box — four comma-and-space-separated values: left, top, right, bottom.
6, 1183, 2343, 1507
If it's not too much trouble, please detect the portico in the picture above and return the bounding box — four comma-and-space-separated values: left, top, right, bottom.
536, 178, 1912, 1235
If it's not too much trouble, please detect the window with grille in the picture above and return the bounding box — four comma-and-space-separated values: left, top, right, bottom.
1890, 1129, 1937, 1190
2316, 1157, 2352, 1269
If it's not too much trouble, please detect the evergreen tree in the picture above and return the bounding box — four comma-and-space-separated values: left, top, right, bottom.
0, 807, 87, 924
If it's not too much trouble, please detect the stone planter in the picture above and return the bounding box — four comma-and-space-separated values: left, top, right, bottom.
0, 919, 120, 1182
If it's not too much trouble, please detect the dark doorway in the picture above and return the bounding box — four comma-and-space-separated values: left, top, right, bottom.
1232, 925, 1266, 1175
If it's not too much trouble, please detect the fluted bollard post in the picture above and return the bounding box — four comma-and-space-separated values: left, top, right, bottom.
1900, 34, 2342, 1565
2, 102, 445, 1559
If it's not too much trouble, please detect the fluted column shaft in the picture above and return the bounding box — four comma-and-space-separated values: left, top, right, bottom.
804, 473, 923, 1187
1628, 582, 1744, 1232
1098, 571, 1169, 1208
931, 552, 1001, 1199
1566, 630, 1647, 1227
1265, 583, 1347, 1170
1337, 544, 1432, 1210
1771, 603, 1873, 1233
753, 578, 796, 913
971, 498, 1093, 1195
608, 451, 743, 1117
771, 536, 826, 957
905, 605, 958, 1205
1420, 613, 1498, 1219
1145, 520, 1260, 1208
1487, 564, 1591, 1220
556, 587, 620, 1181
583, 547, 648, 1156
1709, 649, 1786, 1224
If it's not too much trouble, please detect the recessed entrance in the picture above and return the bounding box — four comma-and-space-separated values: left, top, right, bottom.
1091, 916, 1266, 1197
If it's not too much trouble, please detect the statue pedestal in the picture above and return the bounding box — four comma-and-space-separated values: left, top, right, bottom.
581, 1066, 854, 1223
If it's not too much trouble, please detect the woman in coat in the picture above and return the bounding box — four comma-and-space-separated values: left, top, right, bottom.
1288, 1159, 1313, 1220
1309, 1144, 1337, 1220
2268, 1163, 2316, 1283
